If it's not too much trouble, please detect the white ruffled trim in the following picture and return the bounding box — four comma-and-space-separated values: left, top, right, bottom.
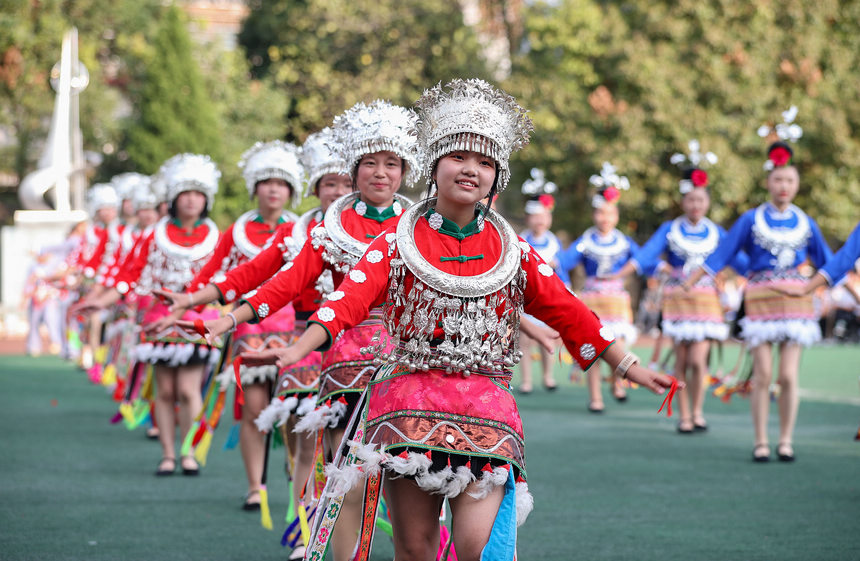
239, 364, 278, 385
662, 320, 729, 342
296, 394, 318, 417
739, 318, 821, 348
134, 342, 221, 368
601, 321, 638, 345
293, 398, 348, 433
254, 396, 298, 432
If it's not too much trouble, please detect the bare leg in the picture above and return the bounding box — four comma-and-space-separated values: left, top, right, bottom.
587, 364, 604, 410
154, 365, 178, 468
688, 340, 711, 427
240, 381, 270, 499
385, 476, 444, 561
328, 426, 363, 561
750, 344, 774, 450
540, 345, 556, 389
449, 478, 505, 561
518, 332, 535, 392
175, 363, 205, 470
776, 342, 802, 454
674, 342, 693, 431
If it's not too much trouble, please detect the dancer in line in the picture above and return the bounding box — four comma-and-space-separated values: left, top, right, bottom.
684, 108, 832, 462
76, 154, 223, 476
213, 79, 675, 561
517, 168, 562, 393
556, 162, 641, 412
185, 101, 418, 561
615, 141, 747, 433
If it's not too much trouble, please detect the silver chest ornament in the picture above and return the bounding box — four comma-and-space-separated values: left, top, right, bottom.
666, 217, 719, 275
363, 199, 525, 376
578, 227, 629, 277
751, 204, 810, 271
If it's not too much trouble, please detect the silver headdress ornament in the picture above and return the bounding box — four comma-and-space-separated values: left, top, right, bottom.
238, 140, 304, 206
588, 161, 630, 208
159, 153, 221, 207
110, 172, 150, 201
669, 139, 718, 194
414, 78, 533, 192
331, 100, 420, 188
757, 106, 803, 171
301, 128, 349, 198
522, 167, 557, 214
149, 171, 168, 204
87, 183, 120, 215
132, 182, 159, 211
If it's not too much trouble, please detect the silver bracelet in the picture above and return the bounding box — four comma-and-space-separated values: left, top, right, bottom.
614, 352, 640, 380
227, 312, 238, 332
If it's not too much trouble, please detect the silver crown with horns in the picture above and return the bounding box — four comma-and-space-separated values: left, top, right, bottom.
239, 140, 304, 206
330, 100, 420, 188
87, 183, 120, 216
159, 153, 220, 207
414, 78, 533, 192
302, 128, 349, 198
111, 172, 151, 201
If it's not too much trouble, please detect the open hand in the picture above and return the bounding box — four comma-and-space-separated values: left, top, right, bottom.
143, 315, 177, 336
240, 346, 302, 369
176, 316, 232, 346
625, 364, 682, 395
152, 288, 193, 312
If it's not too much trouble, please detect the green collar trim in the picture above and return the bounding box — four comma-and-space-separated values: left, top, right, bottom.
251, 213, 288, 225
170, 218, 204, 229
353, 198, 398, 223
424, 208, 483, 241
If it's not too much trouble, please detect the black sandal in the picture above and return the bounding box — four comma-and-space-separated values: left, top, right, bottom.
180, 455, 199, 476
752, 444, 770, 463
242, 490, 261, 511
155, 457, 175, 476
776, 443, 795, 462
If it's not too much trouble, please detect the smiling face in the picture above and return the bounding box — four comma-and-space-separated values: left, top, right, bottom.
766, 166, 800, 209
316, 173, 352, 210
592, 203, 619, 234
173, 190, 207, 221
355, 151, 403, 207
432, 150, 497, 208
681, 187, 710, 223
254, 177, 291, 212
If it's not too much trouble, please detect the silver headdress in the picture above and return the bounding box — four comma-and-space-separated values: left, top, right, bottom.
757, 106, 803, 171
87, 183, 119, 215
159, 153, 221, 207
331, 100, 420, 187
111, 172, 150, 201
132, 182, 159, 211
301, 128, 349, 198
588, 161, 629, 208
149, 171, 168, 204
238, 140, 304, 206
669, 140, 717, 194
521, 168, 557, 214
414, 78, 533, 192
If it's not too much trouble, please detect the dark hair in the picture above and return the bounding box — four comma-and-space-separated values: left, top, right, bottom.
168, 194, 209, 220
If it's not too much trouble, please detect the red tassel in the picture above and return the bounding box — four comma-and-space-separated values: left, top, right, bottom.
191, 419, 207, 446
425, 450, 433, 460
657, 377, 679, 417
278, 395, 286, 401
398, 450, 409, 460
465, 459, 471, 470
446, 455, 451, 467
232, 357, 245, 406
516, 474, 526, 484
502, 463, 511, 472
481, 462, 493, 473
325, 398, 332, 407
337, 395, 348, 404
193, 318, 207, 338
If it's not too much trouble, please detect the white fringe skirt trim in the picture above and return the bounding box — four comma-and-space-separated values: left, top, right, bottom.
134, 342, 220, 368
293, 398, 348, 434
601, 321, 638, 345
662, 320, 729, 342
739, 317, 821, 348
323, 442, 534, 527
254, 394, 318, 432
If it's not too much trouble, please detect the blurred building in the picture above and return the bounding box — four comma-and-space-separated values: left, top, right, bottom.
180, 0, 249, 50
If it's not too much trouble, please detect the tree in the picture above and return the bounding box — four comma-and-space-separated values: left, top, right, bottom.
239, 0, 492, 141
125, 5, 221, 173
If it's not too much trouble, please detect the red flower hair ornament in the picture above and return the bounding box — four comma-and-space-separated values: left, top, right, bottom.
690, 169, 709, 187
768, 146, 792, 167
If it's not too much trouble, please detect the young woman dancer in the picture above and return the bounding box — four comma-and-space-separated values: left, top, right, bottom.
211, 79, 675, 561
555, 162, 641, 412
615, 143, 747, 433
517, 168, 562, 393
78, 154, 223, 476
184, 102, 418, 561
779, 221, 860, 296
685, 118, 832, 462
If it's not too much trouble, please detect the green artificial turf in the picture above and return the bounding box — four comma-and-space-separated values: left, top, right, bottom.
1, 349, 859, 560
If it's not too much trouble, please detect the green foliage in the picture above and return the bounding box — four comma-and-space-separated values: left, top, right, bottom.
505, 0, 860, 241
125, 6, 221, 174
239, 0, 491, 141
